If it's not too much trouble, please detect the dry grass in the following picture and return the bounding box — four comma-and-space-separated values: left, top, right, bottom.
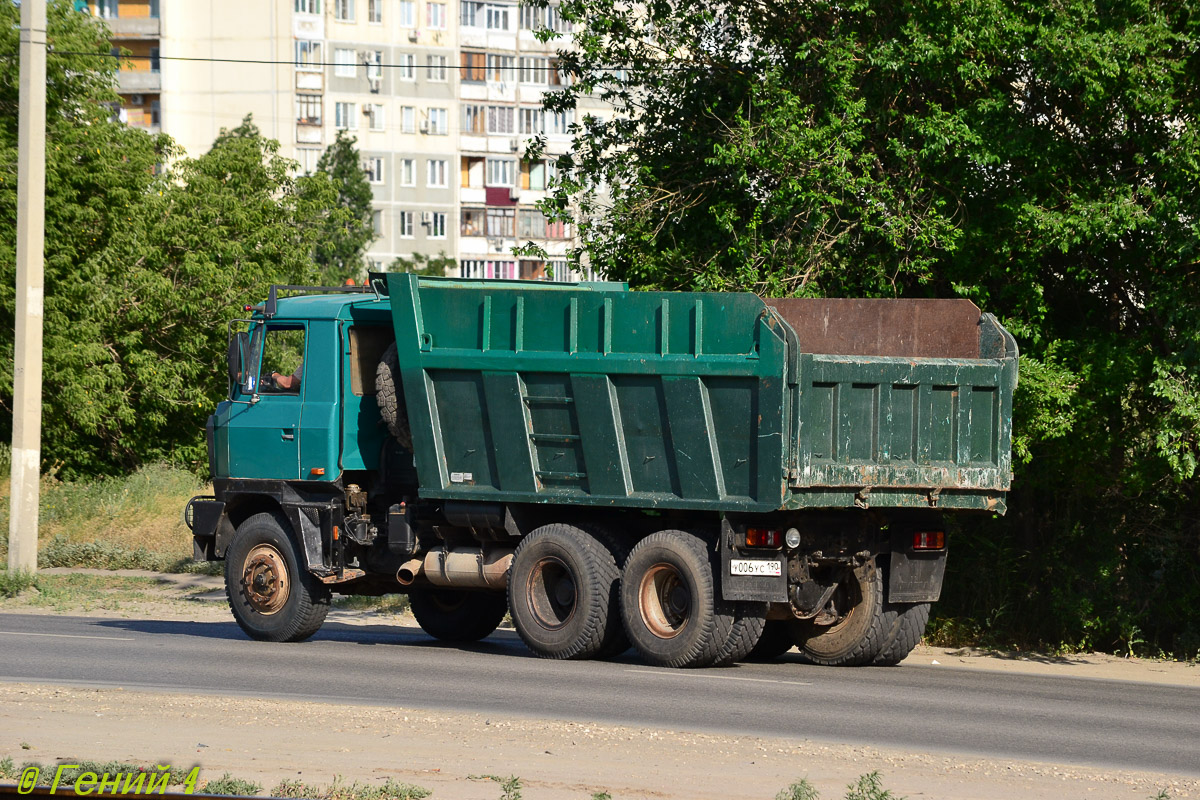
0, 446, 204, 570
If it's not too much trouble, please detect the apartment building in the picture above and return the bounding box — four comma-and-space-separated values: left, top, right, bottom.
89, 0, 604, 281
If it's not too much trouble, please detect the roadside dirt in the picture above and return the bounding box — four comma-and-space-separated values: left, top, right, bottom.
1, 570, 1198, 799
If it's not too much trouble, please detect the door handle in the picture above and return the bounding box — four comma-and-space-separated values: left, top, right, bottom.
281, 430, 295, 441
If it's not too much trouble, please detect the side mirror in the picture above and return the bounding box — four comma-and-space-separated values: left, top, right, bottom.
227, 332, 248, 397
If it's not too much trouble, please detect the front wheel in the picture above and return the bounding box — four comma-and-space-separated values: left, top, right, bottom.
224, 511, 330, 642
409, 587, 508, 642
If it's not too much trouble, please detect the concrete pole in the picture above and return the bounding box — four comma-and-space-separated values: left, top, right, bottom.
9, 0, 47, 574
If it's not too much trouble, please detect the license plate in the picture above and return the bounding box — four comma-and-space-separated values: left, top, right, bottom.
730, 559, 782, 577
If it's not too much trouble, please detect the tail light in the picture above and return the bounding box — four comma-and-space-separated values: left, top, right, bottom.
912, 531, 945, 550
745, 528, 782, 548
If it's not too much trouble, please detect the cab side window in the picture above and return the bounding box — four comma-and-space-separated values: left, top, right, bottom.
261, 326, 305, 394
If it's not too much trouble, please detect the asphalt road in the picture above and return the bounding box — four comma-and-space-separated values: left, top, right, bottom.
0, 612, 1196, 775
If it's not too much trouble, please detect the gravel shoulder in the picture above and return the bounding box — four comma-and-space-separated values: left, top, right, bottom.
1, 569, 1197, 799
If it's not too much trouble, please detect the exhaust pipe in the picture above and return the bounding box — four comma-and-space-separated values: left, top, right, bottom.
396, 546, 513, 590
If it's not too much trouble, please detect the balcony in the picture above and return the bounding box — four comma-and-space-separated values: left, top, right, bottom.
107, 16, 161, 38
118, 70, 161, 93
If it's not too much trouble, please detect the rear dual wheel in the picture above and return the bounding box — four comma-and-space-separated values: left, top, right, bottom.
508, 523, 628, 660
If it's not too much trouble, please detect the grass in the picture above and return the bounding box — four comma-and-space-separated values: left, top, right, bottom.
272, 777, 432, 800
332, 594, 412, 614
0, 452, 205, 572
203, 774, 263, 796
0, 570, 191, 613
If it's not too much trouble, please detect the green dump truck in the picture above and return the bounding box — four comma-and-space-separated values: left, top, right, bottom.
187, 273, 1017, 668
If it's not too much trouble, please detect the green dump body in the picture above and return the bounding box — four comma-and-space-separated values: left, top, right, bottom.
383, 274, 1017, 515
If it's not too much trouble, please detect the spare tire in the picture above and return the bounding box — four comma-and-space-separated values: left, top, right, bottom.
375, 342, 412, 449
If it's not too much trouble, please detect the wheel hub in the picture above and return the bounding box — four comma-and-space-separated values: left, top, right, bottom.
527, 556, 577, 630
639, 564, 690, 640
243, 543, 290, 615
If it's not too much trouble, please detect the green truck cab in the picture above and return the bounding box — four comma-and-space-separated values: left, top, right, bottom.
188, 274, 1017, 668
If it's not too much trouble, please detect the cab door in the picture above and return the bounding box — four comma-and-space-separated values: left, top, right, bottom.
225, 323, 306, 480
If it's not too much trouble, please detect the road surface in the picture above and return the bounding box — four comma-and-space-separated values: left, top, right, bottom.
0, 612, 1196, 775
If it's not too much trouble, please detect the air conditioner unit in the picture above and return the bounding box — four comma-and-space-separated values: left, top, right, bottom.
421, 212, 432, 224
508, 186, 520, 201
509, 138, 520, 152
419, 120, 429, 134
130, 94, 144, 105
408, 29, 420, 41
369, 78, 381, 94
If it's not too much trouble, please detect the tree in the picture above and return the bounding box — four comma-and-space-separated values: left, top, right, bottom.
310, 130, 376, 284
388, 252, 457, 278
536, 0, 1200, 656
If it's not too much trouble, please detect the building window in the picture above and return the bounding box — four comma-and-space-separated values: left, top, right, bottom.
462, 156, 484, 187
298, 148, 321, 174
486, 54, 515, 84
366, 50, 383, 82
398, 0, 415, 26
461, 208, 485, 236
487, 207, 515, 237
462, 105, 485, 135
427, 159, 447, 188
150, 99, 161, 125
461, 52, 486, 83
366, 103, 385, 130
368, 0, 382, 22
525, 158, 546, 189
295, 0, 321, 12
519, 4, 542, 29
461, 1, 483, 27
461, 259, 485, 278
427, 55, 448, 82
549, 58, 573, 87
519, 57, 547, 84
428, 108, 448, 135
335, 102, 357, 130
519, 209, 547, 238
488, 106, 514, 135
429, 212, 447, 239
149, 47, 160, 72
486, 3, 510, 30
364, 157, 384, 183
491, 260, 517, 279
335, 0, 356, 21
372, 210, 383, 236
296, 94, 322, 124
400, 106, 416, 133
96, 0, 119, 17
427, 2, 446, 29
334, 48, 357, 78
546, 218, 570, 239
399, 211, 415, 238
399, 158, 416, 186
295, 40, 322, 71
519, 107, 543, 135
547, 4, 572, 33
486, 158, 516, 186
398, 53, 416, 81
549, 109, 574, 135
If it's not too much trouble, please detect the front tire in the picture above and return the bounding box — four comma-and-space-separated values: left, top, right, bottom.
620, 531, 734, 668
409, 587, 508, 642
224, 511, 330, 643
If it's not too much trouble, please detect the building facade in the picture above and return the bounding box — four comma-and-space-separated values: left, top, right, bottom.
90, 0, 603, 281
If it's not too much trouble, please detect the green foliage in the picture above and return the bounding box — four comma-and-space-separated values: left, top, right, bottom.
203, 773, 263, 796
538, 0, 1200, 658
776, 778, 821, 800
470, 774, 523, 800
389, 251, 457, 278
844, 772, 902, 800
310, 130, 377, 284
273, 777, 431, 800
0, 569, 37, 598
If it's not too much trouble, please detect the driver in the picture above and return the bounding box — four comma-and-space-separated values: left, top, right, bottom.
270, 364, 303, 391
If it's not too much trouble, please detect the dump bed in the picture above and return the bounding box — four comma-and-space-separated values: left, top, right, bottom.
380, 274, 1016, 514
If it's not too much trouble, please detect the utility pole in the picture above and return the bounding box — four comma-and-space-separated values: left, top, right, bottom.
9, 0, 47, 574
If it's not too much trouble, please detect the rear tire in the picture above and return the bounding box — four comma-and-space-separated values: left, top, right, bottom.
409, 587, 508, 642
375, 342, 412, 449
620, 531, 734, 668
791, 561, 927, 666
508, 523, 623, 660
224, 511, 330, 643
712, 602, 768, 666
